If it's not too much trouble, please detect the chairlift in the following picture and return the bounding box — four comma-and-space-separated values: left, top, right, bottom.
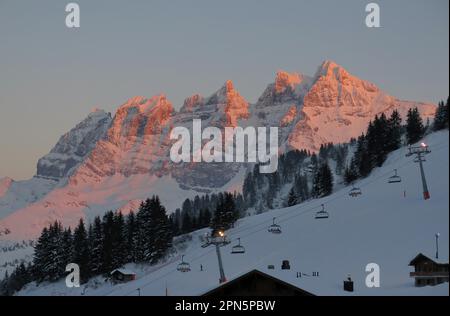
268, 217, 282, 234
388, 169, 402, 183
177, 255, 191, 272
315, 204, 329, 219
348, 185, 362, 197
231, 238, 246, 254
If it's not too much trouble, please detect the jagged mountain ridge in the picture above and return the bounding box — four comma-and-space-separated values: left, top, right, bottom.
0, 60, 436, 239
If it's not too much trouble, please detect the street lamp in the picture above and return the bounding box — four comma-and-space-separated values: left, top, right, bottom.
435, 233, 440, 259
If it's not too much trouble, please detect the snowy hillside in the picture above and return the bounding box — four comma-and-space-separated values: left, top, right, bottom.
18, 131, 449, 296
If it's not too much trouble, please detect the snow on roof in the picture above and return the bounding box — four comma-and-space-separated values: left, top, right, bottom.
110, 269, 136, 276
409, 253, 449, 265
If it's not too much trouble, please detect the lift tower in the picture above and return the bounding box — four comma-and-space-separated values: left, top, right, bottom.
202, 229, 230, 284
406, 143, 431, 200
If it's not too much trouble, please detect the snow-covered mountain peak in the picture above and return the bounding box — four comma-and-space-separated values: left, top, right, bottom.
118, 95, 172, 115
0, 177, 13, 198
207, 80, 237, 102
314, 60, 353, 84
316, 60, 344, 76
275, 70, 303, 94
202, 80, 249, 126
180, 94, 204, 113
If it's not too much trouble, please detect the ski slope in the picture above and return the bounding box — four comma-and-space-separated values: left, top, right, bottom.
19, 131, 449, 296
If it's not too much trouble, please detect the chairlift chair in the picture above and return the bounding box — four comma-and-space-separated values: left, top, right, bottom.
177, 255, 191, 272
388, 169, 402, 183
315, 204, 329, 219
268, 217, 282, 234
231, 238, 246, 254
348, 186, 362, 197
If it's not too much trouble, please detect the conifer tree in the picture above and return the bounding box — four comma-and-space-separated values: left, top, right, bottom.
33, 227, 50, 282
101, 211, 115, 271
433, 98, 449, 131
147, 196, 173, 264
125, 211, 137, 263
72, 219, 90, 282
111, 212, 127, 268
387, 109, 402, 151
287, 187, 298, 206
406, 107, 424, 144
60, 227, 73, 275
88, 216, 103, 275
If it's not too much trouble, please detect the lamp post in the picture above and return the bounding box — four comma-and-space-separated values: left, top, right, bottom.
435, 233, 440, 259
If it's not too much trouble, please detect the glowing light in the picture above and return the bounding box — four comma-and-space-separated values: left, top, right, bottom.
421, 142, 427, 147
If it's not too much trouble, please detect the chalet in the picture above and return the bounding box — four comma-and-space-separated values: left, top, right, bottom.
202, 269, 314, 296
110, 269, 137, 284
409, 253, 449, 287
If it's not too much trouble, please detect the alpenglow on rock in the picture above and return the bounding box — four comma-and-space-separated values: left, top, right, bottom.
0, 60, 437, 239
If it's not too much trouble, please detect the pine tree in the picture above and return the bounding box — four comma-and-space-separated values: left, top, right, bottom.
33, 227, 51, 282
47, 221, 64, 280
125, 211, 137, 263
320, 163, 334, 196
181, 209, 193, 234
89, 216, 103, 275
60, 227, 73, 275
287, 187, 298, 206
354, 134, 372, 177
147, 196, 173, 264
298, 174, 310, 202
406, 107, 424, 144
111, 212, 127, 268
135, 200, 151, 262
72, 219, 90, 282
433, 98, 449, 131
202, 208, 212, 227
387, 109, 402, 151
312, 163, 334, 197
101, 211, 115, 271
344, 159, 359, 184
211, 192, 236, 230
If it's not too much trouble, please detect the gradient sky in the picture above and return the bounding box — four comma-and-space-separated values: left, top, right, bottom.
0, 0, 448, 180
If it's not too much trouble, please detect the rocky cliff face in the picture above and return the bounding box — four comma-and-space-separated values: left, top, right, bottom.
36, 109, 112, 180
70, 95, 174, 185
0, 60, 437, 239
287, 61, 436, 151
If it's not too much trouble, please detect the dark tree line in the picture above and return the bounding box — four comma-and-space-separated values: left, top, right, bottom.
433, 97, 449, 131
311, 163, 334, 198
0, 263, 33, 296
243, 147, 339, 211
1, 196, 173, 295
169, 192, 244, 235
344, 110, 402, 183
343, 107, 434, 184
